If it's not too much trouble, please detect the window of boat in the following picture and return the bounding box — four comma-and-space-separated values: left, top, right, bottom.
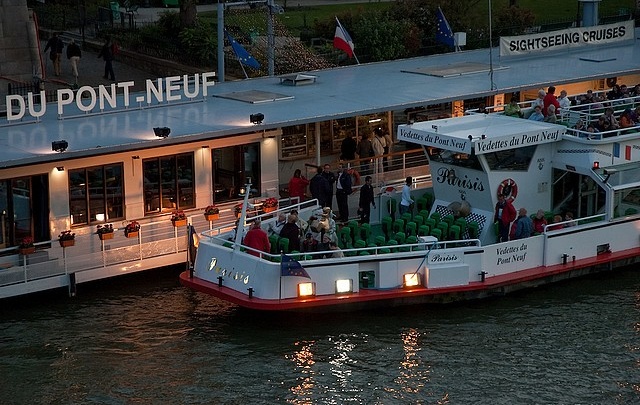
143, 153, 195, 215
426, 148, 482, 171
484, 145, 536, 171
69, 164, 124, 225
212, 143, 261, 203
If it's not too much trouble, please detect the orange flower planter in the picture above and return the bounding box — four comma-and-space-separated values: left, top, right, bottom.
19, 247, 35, 255
59, 239, 75, 248
204, 213, 219, 221
172, 219, 187, 227
99, 233, 114, 240
126, 231, 139, 239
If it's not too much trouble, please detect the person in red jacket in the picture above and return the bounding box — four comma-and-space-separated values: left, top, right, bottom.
494, 194, 516, 242
243, 220, 270, 257
288, 169, 309, 203
543, 86, 560, 117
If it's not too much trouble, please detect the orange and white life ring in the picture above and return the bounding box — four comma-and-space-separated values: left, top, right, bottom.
497, 178, 518, 202
348, 168, 361, 186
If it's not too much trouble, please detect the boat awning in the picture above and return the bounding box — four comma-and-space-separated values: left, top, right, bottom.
397, 114, 567, 155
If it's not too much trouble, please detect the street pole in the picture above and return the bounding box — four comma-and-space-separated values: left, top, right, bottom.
217, 1, 225, 82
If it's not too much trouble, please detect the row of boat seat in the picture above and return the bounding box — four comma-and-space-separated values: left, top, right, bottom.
381, 212, 480, 242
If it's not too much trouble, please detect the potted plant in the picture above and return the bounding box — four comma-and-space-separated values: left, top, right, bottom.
262, 197, 278, 213
58, 230, 76, 248
204, 205, 220, 221
18, 236, 35, 255
124, 220, 140, 238
233, 203, 243, 219
171, 210, 187, 227
97, 223, 114, 240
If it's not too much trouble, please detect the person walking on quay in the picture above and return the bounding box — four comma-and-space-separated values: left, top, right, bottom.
44, 32, 64, 76
66, 39, 82, 82
98, 36, 116, 81
358, 175, 375, 224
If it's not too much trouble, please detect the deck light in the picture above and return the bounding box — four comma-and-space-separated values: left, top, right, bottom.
297, 282, 315, 297
403, 273, 420, 287
250, 113, 264, 125
335, 279, 353, 294
153, 127, 170, 138
52, 140, 68, 152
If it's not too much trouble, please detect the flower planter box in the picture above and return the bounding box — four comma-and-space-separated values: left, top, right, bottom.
172, 219, 187, 227
59, 239, 75, 248
126, 231, 139, 239
19, 247, 35, 255
99, 233, 114, 240
263, 206, 277, 213
204, 213, 219, 221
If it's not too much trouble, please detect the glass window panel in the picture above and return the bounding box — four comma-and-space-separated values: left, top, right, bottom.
105, 165, 124, 219
88, 167, 105, 222
144, 159, 160, 214
177, 154, 194, 209
160, 156, 176, 211
69, 169, 88, 225
12, 178, 31, 240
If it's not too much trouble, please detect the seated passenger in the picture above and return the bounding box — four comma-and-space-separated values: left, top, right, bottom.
504, 98, 522, 118
544, 105, 557, 123
619, 109, 634, 129
532, 209, 547, 235
528, 105, 544, 121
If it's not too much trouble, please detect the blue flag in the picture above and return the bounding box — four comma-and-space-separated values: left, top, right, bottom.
281, 254, 310, 278
436, 7, 454, 47
225, 30, 260, 70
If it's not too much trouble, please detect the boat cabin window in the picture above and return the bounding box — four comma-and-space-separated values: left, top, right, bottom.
69, 164, 124, 225
426, 148, 482, 171
143, 153, 195, 215
614, 186, 640, 217
484, 145, 536, 171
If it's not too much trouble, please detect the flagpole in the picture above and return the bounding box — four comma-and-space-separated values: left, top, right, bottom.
279, 252, 283, 300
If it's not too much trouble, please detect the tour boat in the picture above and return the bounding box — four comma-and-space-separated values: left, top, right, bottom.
181, 111, 640, 311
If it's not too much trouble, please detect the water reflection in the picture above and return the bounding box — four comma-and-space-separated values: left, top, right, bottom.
287, 340, 316, 404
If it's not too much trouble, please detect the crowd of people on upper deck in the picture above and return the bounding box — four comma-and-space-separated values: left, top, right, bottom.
501, 83, 640, 137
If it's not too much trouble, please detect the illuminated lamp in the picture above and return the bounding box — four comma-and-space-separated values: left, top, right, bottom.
592, 161, 600, 170
95, 213, 105, 222
153, 127, 170, 138
403, 273, 420, 288
335, 279, 353, 294
297, 282, 315, 297
250, 113, 264, 125
52, 140, 68, 152
56, 166, 64, 172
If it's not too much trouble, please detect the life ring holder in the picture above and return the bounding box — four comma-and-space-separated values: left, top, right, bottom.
497, 178, 518, 202
348, 168, 361, 186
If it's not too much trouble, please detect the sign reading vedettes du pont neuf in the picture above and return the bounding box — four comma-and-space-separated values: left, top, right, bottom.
5, 72, 216, 121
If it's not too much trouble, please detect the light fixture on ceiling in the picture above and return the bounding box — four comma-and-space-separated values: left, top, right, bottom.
153, 127, 170, 138
52, 140, 68, 153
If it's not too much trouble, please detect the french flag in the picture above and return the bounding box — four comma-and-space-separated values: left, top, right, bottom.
613, 142, 632, 160
333, 17, 354, 58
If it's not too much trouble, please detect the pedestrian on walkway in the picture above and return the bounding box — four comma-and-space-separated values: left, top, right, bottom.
98, 36, 116, 81
66, 39, 82, 81
44, 32, 64, 76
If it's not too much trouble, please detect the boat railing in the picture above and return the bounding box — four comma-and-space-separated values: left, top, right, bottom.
207, 236, 481, 262
542, 213, 606, 233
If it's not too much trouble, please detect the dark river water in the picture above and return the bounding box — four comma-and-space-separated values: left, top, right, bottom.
1, 267, 640, 404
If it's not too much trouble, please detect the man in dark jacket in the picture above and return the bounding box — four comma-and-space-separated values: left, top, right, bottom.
335, 165, 352, 222
358, 176, 375, 224
321, 164, 336, 210
309, 166, 330, 208
340, 133, 357, 161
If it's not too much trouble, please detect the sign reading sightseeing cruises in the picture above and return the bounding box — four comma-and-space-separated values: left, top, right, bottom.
500, 20, 634, 57
5, 72, 216, 121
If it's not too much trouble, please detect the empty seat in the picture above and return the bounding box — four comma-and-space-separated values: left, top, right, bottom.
401, 212, 413, 224
387, 199, 397, 219
269, 234, 280, 254
454, 218, 467, 237
436, 222, 449, 239
348, 220, 360, 240
406, 235, 419, 250
375, 235, 387, 246
449, 224, 461, 240
442, 214, 455, 227
412, 215, 424, 228
381, 216, 393, 239
429, 212, 441, 224
416, 197, 428, 212
423, 193, 434, 210
392, 219, 405, 234
278, 237, 290, 254
424, 218, 437, 230
419, 209, 430, 219
360, 222, 372, 243
430, 228, 442, 240
468, 221, 480, 239
395, 231, 406, 245
386, 239, 398, 252
405, 221, 417, 237
418, 224, 430, 237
